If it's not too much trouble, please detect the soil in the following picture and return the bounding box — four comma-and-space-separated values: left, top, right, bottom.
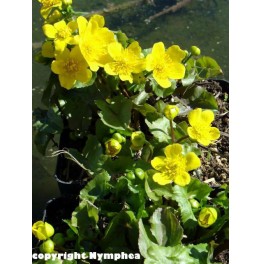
192, 80, 229, 188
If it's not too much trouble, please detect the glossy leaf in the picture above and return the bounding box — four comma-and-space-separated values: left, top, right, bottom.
96, 95, 132, 130
196, 56, 223, 79
149, 207, 183, 247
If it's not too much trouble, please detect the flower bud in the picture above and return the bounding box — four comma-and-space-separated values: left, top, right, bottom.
62, 0, 72, 5
189, 198, 200, 209
164, 105, 179, 120
105, 138, 122, 156
46, 9, 62, 24
131, 131, 146, 148
53, 233, 65, 246
112, 133, 124, 143
32, 221, 55, 240
198, 207, 217, 228
190, 46, 201, 56
40, 239, 55, 253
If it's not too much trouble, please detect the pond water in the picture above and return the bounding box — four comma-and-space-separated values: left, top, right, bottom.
32, 0, 228, 222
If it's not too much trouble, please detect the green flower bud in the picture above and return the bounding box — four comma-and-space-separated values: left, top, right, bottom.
53, 233, 65, 246
105, 138, 122, 156
164, 105, 179, 120
112, 133, 124, 143
134, 168, 145, 180
126, 171, 136, 180
189, 198, 200, 209
40, 239, 55, 253
198, 207, 217, 228
32, 221, 55, 240
131, 131, 146, 148
190, 45, 201, 56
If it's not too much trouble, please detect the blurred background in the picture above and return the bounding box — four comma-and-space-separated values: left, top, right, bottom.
32, 0, 228, 222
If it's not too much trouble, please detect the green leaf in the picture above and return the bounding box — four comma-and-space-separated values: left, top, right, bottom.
95, 95, 132, 131
46, 260, 63, 264
184, 86, 218, 110
138, 220, 195, 264
132, 91, 149, 105
196, 56, 223, 79
187, 243, 210, 264
149, 207, 183, 247
101, 211, 139, 252
145, 174, 173, 202
181, 69, 196, 87
150, 78, 176, 98
41, 73, 56, 107
145, 114, 171, 143
172, 185, 197, 231
34, 131, 52, 155
174, 121, 189, 141
133, 103, 157, 116
82, 135, 103, 173
186, 178, 212, 200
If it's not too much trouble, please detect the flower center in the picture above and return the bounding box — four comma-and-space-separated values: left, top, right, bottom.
56, 27, 71, 39
193, 124, 210, 138
164, 155, 186, 177
114, 61, 129, 75
64, 59, 79, 73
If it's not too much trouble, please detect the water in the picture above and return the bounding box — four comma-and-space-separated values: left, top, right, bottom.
32, 0, 228, 221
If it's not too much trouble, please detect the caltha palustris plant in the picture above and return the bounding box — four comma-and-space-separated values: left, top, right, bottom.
33, 0, 228, 263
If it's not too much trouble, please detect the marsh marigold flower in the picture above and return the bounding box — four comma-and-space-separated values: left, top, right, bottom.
77, 15, 116, 72
164, 105, 179, 120
151, 144, 200, 186
187, 108, 220, 146
32, 221, 54, 240
38, 0, 62, 19
104, 41, 145, 83
43, 20, 78, 52
198, 207, 218, 228
41, 41, 55, 58
51, 46, 92, 89
146, 42, 186, 88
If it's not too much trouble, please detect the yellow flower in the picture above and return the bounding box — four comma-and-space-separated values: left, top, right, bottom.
41, 41, 54, 58
77, 15, 116, 71
146, 42, 186, 88
42, 20, 78, 52
45, 9, 62, 24
105, 138, 122, 156
164, 105, 179, 120
104, 41, 145, 83
38, 0, 62, 19
187, 108, 220, 146
51, 46, 92, 89
151, 143, 200, 186
198, 207, 218, 228
32, 221, 54, 240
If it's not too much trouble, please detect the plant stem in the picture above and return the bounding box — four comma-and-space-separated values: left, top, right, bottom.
176, 135, 189, 143
170, 120, 175, 143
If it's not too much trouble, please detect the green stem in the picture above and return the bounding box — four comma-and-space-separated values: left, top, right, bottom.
182, 52, 192, 64
170, 120, 175, 143
176, 135, 189, 143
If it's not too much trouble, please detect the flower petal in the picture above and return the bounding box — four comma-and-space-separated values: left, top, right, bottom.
54, 20, 67, 31
54, 39, 67, 52
104, 63, 117, 76
151, 156, 166, 171
51, 61, 66, 74
75, 69, 92, 83
188, 108, 202, 126
187, 127, 198, 140
128, 41, 141, 55
77, 16, 88, 35
185, 152, 201, 171
209, 127, 220, 140
90, 14, 105, 27
174, 171, 191, 186
166, 45, 186, 62
164, 144, 182, 159
153, 172, 172, 185
42, 24, 57, 38
201, 110, 214, 124
167, 62, 185, 80
67, 20, 78, 32
152, 42, 165, 59
59, 75, 75, 90
154, 75, 171, 88
108, 42, 123, 60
